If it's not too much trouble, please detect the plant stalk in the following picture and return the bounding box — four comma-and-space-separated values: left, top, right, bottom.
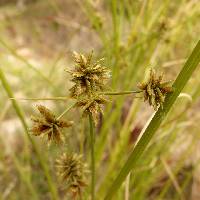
56, 103, 75, 120
0, 38, 56, 88
89, 113, 95, 200
10, 97, 69, 101
101, 90, 142, 96
10, 91, 142, 101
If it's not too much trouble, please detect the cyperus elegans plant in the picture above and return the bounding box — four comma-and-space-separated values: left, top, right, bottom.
67, 51, 111, 200
8, 45, 196, 200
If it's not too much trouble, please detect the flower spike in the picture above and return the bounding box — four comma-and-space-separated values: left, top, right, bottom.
75, 94, 108, 125
31, 105, 73, 144
67, 51, 111, 98
138, 69, 173, 110
56, 153, 88, 198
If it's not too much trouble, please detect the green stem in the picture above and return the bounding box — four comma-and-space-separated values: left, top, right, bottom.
104, 40, 200, 199
89, 113, 95, 200
11, 153, 39, 200
0, 38, 56, 89
0, 68, 59, 200
10, 97, 69, 101
56, 103, 75, 120
101, 90, 142, 96
10, 91, 142, 101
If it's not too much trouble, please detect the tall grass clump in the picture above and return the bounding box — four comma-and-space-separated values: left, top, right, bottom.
0, 1, 200, 199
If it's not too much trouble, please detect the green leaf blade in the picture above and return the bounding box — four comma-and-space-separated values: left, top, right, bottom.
104, 40, 200, 200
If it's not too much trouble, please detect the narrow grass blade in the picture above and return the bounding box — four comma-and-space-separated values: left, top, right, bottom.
10, 97, 69, 101
11, 153, 39, 200
56, 103, 75, 120
0, 68, 59, 200
89, 113, 95, 200
104, 40, 200, 199
0, 38, 56, 89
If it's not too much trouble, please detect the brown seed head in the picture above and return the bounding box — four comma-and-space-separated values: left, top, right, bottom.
75, 94, 108, 125
31, 105, 73, 144
138, 69, 173, 110
67, 51, 111, 98
56, 153, 87, 198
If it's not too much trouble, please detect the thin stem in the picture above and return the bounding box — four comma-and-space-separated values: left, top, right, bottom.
0, 38, 56, 89
11, 152, 39, 200
56, 103, 76, 120
0, 68, 59, 200
9, 91, 142, 101
125, 173, 130, 200
101, 90, 142, 96
10, 97, 69, 101
89, 113, 95, 200
160, 156, 184, 200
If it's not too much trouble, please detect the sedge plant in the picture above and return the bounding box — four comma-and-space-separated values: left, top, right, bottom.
7, 49, 178, 199
0, 1, 200, 200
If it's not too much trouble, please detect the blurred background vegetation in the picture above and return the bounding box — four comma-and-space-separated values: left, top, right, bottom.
0, 0, 200, 199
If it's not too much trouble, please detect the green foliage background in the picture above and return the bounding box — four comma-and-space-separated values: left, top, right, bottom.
0, 0, 200, 199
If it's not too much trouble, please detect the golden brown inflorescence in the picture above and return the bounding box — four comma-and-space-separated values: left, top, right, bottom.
138, 69, 173, 110
75, 94, 108, 125
56, 153, 87, 198
67, 51, 111, 124
31, 105, 73, 144
67, 51, 111, 98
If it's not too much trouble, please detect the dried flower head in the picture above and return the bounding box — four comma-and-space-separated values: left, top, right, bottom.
75, 94, 108, 125
138, 69, 173, 110
56, 153, 87, 198
31, 105, 73, 144
66, 51, 111, 98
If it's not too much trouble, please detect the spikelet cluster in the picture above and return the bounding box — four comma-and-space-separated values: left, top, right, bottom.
67, 51, 110, 98
56, 153, 87, 198
138, 69, 173, 110
75, 94, 108, 125
67, 51, 110, 124
31, 105, 73, 144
